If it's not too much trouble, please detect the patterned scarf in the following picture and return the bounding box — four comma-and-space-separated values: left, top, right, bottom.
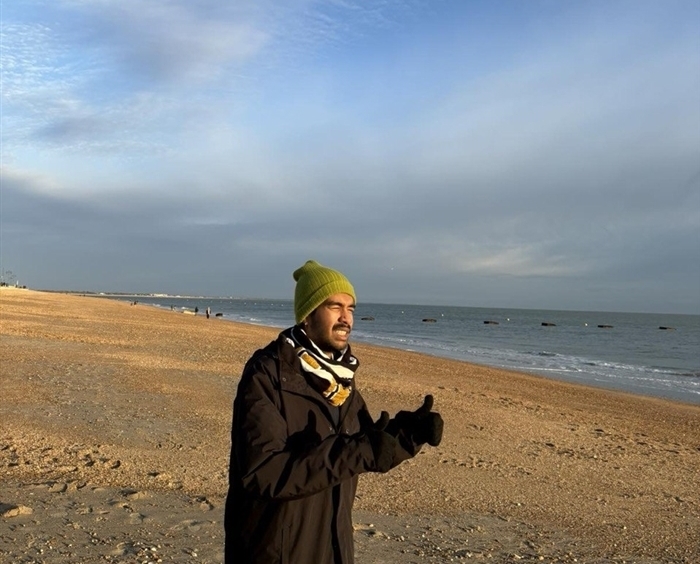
283, 326, 359, 406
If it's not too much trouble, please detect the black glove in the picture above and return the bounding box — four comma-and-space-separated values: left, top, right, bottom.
358, 410, 398, 473
386, 395, 444, 447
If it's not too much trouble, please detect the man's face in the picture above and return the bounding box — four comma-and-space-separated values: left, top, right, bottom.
303, 293, 355, 356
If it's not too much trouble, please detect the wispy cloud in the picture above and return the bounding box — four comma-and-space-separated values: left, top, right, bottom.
2, 1, 699, 312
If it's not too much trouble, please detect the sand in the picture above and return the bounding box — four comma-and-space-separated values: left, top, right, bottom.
1, 287, 698, 563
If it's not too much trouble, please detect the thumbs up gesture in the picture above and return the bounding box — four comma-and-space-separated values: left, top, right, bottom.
386, 395, 443, 447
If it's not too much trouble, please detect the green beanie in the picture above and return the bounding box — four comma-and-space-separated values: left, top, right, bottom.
293, 260, 356, 323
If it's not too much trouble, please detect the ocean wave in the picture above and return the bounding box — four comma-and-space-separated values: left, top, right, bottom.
678, 371, 700, 379
117, 296, 699, 404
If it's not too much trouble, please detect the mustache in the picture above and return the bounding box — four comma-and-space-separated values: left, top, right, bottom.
333, 323, 351, 332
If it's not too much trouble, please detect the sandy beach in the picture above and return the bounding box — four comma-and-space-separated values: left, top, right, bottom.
1, 288, 698, 563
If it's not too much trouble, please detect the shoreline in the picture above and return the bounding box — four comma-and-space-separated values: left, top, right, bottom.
99, 290, 700, 407
38, 287, 699, 317
1, 288, 699, 562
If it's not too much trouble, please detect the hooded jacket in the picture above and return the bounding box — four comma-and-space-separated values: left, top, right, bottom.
225, 331, 397, 564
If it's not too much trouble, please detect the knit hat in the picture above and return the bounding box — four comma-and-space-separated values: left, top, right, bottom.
293, 260, 356, 323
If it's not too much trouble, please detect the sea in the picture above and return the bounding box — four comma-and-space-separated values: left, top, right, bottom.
110, 295, 700, 405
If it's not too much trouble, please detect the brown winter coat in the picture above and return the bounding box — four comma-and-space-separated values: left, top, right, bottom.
224, 332, 390, 564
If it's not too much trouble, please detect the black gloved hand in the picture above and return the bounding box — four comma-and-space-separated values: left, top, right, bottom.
386, 394, 444, 447
358, 410, 398, 473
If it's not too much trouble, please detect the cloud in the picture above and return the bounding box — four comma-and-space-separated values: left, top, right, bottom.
68, 0, 269, 83
2, 1, 699, 312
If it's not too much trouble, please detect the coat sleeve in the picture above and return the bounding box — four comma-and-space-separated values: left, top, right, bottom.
231, 354, 378, 501
387, 423, 423, 468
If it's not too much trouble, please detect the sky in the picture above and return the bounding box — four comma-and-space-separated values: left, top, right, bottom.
1, 0, 699, 314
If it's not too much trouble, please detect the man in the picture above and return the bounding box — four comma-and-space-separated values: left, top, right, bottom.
225, 260, 443, 564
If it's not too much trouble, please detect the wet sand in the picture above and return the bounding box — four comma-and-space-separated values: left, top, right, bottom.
1, 288, 698, 563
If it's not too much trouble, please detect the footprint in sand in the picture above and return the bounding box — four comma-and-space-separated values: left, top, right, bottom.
0, 503, 33, 517
170, 519, 210, 532
129, 513, 145, 525
352, 523, 385, 538
121, 489, 149, 500
195, 496, 215, 511
48, 482, 68, 493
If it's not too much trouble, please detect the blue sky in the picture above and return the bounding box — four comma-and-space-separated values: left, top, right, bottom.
2, 0, 699, 313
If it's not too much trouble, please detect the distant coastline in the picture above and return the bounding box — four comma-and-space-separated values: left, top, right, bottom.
25, 288, 700, 317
